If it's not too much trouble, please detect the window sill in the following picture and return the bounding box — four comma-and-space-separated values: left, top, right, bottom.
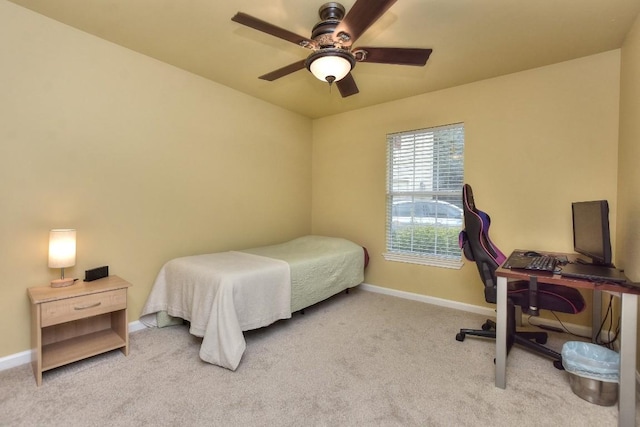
383, 252, 463, 269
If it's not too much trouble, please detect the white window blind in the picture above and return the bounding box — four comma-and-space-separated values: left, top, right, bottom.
384, 123, 465, 268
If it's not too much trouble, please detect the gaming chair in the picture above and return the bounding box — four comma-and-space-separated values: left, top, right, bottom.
456, 184, 586, 367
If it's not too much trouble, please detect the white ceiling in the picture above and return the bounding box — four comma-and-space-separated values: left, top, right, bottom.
8, 0, 640, 119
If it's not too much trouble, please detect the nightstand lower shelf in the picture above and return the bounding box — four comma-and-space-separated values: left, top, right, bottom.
42, 328, 127, 371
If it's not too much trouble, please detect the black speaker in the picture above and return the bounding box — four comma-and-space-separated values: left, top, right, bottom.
84, 266, 109, 282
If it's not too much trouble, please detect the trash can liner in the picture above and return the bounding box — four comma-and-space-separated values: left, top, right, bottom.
562, 341, 619, 383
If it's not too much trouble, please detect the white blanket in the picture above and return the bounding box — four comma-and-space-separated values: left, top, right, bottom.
140, 251, 291, 370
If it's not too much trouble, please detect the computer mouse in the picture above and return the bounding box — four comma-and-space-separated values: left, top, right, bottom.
524, 251, 542, 257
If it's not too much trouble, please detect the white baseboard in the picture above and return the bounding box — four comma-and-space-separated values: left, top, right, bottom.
359, 283, 498, 317
0, 321, 147, 372
129, 320, 147, 333
0, 350, 31, 372
360, 283, 594, 336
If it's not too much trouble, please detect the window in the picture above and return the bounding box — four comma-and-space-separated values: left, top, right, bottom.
384, 123, 465, 268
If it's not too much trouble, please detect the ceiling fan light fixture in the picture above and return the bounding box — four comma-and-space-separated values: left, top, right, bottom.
306, 49, 355, 83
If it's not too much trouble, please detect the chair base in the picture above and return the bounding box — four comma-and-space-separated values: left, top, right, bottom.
456, 310, 564, 370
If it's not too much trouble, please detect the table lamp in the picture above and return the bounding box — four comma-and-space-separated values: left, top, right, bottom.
48, 228, 76, 287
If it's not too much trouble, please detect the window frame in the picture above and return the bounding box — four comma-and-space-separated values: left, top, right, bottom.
383, 123, 465, 269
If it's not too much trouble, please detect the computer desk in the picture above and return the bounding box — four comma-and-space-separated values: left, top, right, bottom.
495, 258, 639, 427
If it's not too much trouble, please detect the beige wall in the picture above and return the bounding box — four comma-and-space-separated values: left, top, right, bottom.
0, 2, 312, 358
312, 51, 621, 326
618, 12, 640, 282
1, 0, 635, 362
617, 11, 640, 364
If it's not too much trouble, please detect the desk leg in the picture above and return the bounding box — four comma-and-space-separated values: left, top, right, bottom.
618, 293, 637, 427
592, 290, 602, 343
496, 276, 507, 389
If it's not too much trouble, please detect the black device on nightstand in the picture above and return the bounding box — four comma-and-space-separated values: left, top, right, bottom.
84, 266, 109, 282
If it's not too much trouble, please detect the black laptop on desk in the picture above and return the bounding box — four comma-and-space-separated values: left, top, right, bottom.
559, 263, 628, 284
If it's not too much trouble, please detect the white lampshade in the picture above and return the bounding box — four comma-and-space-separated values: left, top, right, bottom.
309, 54, 353, 83
48, 229, 76, 268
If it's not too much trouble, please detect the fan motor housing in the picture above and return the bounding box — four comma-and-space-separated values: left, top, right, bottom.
312, 2, 346, 47
318, 2, 345, 21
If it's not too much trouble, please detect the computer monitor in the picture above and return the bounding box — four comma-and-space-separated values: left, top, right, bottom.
571, 200, 612, 266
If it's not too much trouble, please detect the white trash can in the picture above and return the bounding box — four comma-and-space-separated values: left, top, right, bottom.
561, 341, 619, 406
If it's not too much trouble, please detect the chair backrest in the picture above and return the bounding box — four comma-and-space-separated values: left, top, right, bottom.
459, 184, 506, 303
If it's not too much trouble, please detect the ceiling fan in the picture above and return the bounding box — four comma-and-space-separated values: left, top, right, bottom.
231, 0, 432, 97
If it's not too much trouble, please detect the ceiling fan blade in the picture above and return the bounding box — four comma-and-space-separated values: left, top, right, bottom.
333, 0, 397, 47
232, 12, 317, 49
336, 73, 359, 97
355, 47, 433, 66
259, 60, 307, 81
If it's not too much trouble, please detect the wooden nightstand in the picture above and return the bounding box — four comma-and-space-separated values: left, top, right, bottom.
27, 275, 132, 386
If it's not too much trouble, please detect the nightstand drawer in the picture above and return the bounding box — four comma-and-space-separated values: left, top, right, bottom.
40, 289, 127, 327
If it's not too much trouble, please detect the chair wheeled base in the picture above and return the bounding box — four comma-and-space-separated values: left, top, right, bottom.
455, 301, 564, 370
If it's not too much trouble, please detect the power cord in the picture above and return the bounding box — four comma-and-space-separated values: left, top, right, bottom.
527, 294, 620, 349
527, 313, 591, 340
594, 295, 620, 349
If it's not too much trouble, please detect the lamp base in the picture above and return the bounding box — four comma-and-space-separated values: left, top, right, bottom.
51, 278, 75, 288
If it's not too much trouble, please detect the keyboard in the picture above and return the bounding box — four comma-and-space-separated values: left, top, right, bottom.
522, 256, 558, 272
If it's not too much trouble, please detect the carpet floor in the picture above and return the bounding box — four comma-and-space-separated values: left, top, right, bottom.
0, 287, 635, 426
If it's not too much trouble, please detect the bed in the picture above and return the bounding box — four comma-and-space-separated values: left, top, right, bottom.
140, 235, 367, 370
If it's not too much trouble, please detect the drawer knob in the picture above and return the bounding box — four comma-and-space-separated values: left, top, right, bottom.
74, 302, 102, 310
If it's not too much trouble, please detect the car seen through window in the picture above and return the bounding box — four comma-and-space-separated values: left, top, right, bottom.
391, 200, 463, 229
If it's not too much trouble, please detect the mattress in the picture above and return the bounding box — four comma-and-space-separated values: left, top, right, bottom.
140, 235, 365, 370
